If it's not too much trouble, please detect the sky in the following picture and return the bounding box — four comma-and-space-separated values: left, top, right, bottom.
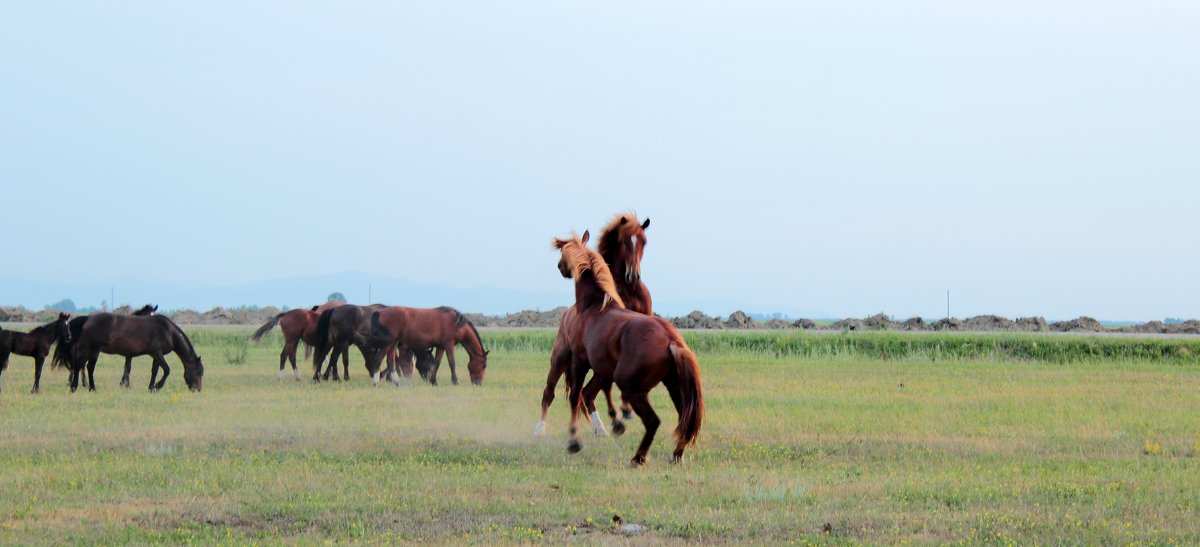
1, 1, 1197, 321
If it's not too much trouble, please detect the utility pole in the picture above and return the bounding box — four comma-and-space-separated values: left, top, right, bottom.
946, 290, 950, 320
369, 284, 372, 304
111, 287, 114, 312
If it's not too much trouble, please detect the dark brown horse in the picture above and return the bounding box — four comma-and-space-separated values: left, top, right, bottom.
68, 313, 204, 392
250, 301, 345, 381
554, 232, 703, 466
54, 304, 160, 388
537, 213, 651, 436
0, 313, 72, 393
311, 304, 391, 383
369, 306, 488, 386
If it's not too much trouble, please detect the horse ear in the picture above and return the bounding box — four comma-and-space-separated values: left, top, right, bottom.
152, 305, 158, 312
619, 217, 628, 225
641, 218, 650, 230
581, 230, 590, 244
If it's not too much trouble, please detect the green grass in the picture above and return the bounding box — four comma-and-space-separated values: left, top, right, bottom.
0, 328, 1198, 544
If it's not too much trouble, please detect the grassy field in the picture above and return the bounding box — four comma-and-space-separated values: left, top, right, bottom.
1, 328, 1198, 544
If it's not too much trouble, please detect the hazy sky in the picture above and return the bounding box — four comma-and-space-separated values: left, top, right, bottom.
2, 1, 1197, 320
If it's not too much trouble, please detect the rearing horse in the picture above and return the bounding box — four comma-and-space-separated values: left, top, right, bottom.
554, 232, 703, 466
536, 213, 651, 437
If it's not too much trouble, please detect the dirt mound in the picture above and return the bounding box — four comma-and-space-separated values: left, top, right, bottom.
900, 317, 927, 331
465, 307, 567, 328
1012, 316, 1050, 332
166, 307, 282, 326
1165, 320, 1200, 334
931, 318, 962, 331
725, 311, 758, 329
864, 313, 900, 330
0, 307, 58, 323
962, 315, 1012, 331
792, 318, 816, 330
1050, 316, 1105, 333
671, 311, 724, 330
762, 318, 793, 329
831, 318, 865, 331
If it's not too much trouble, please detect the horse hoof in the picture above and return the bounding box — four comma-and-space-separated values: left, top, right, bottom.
630, 456, 647, 467
670, 454, 684, 465
612, 421, 626, 436
533, 421, 546, 437
567, 440, 582, 454
622, 410, 635, 421
30, 388, 39, 394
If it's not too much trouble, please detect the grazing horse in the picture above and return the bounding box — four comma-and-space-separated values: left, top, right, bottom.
554, 232, 703, 465
68, 313, 204, 392
250, 301, 345, 381
311, 304, 390, 383
537, 213, 651, 437
0, 313, 72, 393
369, 306, 488, 386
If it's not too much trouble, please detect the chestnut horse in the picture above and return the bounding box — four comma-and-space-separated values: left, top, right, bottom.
554, 232, 703, 465
0, 313, 72, 393
537, 213, 651, 437
67, 313, 204, 392
250, 301, 345, 381
369, 306, 488, 386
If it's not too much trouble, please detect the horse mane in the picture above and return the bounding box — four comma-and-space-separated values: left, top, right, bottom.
161, 316, 198, 360
553, 235, 625, 310
436, 306, 486, 351
596, 211, 643, 265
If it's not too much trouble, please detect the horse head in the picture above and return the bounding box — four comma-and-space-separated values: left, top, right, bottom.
55, 312, 72, 344
599, 213, 650, 286
185, 356, 204, 392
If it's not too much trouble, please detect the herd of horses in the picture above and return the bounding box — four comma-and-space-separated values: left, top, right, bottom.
0, 212, 704, 465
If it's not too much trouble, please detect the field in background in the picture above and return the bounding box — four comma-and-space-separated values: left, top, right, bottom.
1, 328, 1198, 544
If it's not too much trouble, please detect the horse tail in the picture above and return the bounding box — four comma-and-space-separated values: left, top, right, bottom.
312, 309, 334, 374
668, 341, 704, 450
250, 313, 284, 343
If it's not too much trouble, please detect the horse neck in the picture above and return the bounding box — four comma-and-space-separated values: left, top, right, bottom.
573, 271, 612, 313
620, 283, 652, 315
457, 324, 485, 358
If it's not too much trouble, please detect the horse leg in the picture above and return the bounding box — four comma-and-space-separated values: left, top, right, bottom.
152, 354, 171, 391
311, 344, 330, 382
444, 345, 460, 386
624, 391, 660, 467
536, 351, 568, 436
32, 355, 45, 394
86, 356, 98, 392
429, 348, 445, 386
278, 342, 291, 381
581, 375, 610, 436
603, 385, 627, 436
341, 343, 350, 381
565, 358, 590, 454
289, 345, 301, 381
121, 357, 133, 388
663, 378, 688, 463
148, 356, 160, 390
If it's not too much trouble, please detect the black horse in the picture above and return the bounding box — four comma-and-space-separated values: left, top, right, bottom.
311, 304, 396, 384
53, 304, 157, 388
67, 313, 203, 392
0, 313, 72, 393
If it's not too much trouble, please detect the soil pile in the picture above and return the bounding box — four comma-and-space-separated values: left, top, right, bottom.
465, 308, 567, 328
725, 311, 758, 329
1050, 316, 1105, 333
671, 311, 725, 330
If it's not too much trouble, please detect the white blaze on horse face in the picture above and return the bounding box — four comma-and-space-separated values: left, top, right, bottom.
589, 411, 609, 436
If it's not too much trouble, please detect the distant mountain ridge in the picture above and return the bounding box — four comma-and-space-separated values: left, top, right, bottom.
0, 272, 812, 318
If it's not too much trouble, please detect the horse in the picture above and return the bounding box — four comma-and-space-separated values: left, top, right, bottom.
0, 313, 72, 393
553, 232, 703, 465
369, 306, 488, 386
311, 304, 392, 383
54, 305, 159, 388
250, 301, 345, 381
67, 313, 204, 392
536, 213, 651, 437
